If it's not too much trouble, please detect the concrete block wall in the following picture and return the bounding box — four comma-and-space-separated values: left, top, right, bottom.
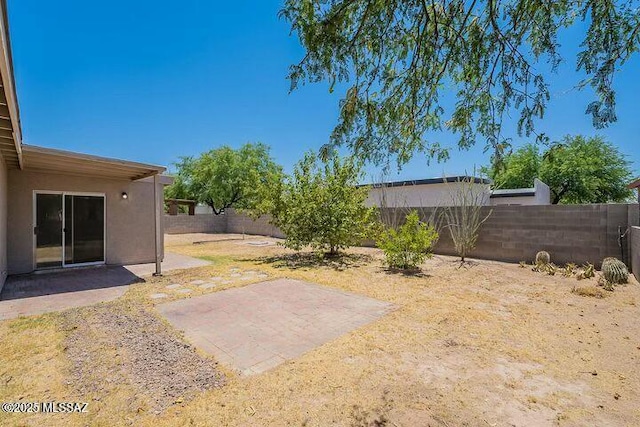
223, 204, 639, 267
225, 209, 284, 238
631, 227, 640, 280
164, 214, 228, 235
414, 204, 636, 266
165, 204, 640, 268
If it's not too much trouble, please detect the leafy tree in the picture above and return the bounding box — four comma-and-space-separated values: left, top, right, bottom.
280, 0, 640, 166
166, 143, 282, 214
489, 135, 633, 204
377, 210, 438, 270
486, 143, 540, 189
259, 151, 375, 255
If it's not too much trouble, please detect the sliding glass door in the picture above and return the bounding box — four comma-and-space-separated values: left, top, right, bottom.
35, 192, 105, 269
35, 193, 63, 269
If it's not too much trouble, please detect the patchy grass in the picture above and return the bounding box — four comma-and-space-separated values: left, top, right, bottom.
1, 233, 639, 426
571, 285, 608, 299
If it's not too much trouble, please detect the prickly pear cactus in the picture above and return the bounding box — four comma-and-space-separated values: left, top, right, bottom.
535, 251, 551, 266
601, 257, 629, 285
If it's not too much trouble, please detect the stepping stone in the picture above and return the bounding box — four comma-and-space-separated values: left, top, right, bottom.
246, 241, 271, 246
230, 273, 242, 278
229, 268, 241, 273
199, 283, 217, 289
220, 280, 232, 285
150, 293, 168, 299
166, 284, 182, 290
176, 289, 192, 294
189, 280, 206, 285
210, 276, 224, 281
257, 274, 269, 279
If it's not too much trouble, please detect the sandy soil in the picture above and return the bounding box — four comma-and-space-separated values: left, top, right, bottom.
1, 233, 639, 427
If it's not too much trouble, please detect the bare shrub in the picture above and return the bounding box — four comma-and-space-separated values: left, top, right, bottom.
443, 175, 492, 262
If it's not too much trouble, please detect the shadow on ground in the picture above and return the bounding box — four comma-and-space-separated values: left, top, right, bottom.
1, 266, 144, 300
251, 252, 373, 271
381, 267, 432, 278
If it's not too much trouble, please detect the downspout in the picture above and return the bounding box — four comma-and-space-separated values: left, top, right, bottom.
153, 173, 162, 276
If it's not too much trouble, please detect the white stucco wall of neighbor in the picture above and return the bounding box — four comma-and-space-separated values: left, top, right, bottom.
490, 179, 551, 206
365, 181, 491, 208
7, 170, 164, 275
0, 152, 7, 290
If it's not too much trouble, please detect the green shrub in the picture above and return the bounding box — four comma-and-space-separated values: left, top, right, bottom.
377, 211, 438, 270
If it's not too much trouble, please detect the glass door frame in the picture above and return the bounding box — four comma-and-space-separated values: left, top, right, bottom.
32, 190, 107, 269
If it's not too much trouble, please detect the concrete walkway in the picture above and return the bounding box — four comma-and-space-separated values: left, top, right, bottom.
0, 252, 210, 321
124, 252, 211, 277
158, 278, 394, 375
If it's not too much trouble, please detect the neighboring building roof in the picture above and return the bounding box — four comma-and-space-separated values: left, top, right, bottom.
628, 178, 640, 189
363, 176, 492, 188
22, 144, 166, 181
490, 188, 536, 198
0, 0, 22, 168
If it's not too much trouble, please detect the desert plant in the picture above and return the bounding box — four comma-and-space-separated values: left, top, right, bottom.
598, 274, 615, 291
576, 263, 595, 280
601, 257, 629, 285
532, 262, 557, 275
443, 175, 492, 262
571, 285, 606, 299
372, 174, 410, 231
562, 263, 577, 278
535, 251, 551, 266
373, 173, 446, 247
377, 211, 438, 270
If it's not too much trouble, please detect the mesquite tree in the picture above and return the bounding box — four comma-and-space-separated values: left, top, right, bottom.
166, 143, 282, 215
281, 0, 640, 167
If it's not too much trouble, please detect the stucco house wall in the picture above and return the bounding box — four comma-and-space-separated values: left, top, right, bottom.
7, 170, 163, 275
0, 151, 7, 289
490, 179, 551, 206
365, 182, 491, 208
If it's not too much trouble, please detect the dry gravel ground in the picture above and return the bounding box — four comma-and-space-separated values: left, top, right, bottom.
63, 302, 225, 413
0, 233, 639, 427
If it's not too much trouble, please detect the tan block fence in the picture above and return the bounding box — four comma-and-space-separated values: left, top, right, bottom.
167, 205, 640, 274
631, 226, 640, 281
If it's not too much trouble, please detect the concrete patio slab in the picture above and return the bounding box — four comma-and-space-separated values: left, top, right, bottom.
0, 266, 137, 320
124, 252, 211, 277
157, 278, 394, 375
0, 252, 211, 320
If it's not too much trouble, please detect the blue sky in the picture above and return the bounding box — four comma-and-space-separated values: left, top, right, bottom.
7, 0, 640, 182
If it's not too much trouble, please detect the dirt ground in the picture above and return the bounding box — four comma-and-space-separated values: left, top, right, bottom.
1, 233, 639, 427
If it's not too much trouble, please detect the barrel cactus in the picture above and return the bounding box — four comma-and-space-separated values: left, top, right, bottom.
535, 251, 551, 266
601, 257, 629, 285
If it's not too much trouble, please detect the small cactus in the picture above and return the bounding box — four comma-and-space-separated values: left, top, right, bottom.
601, 257, 628, 285
545, 263, 557, 276
563, 263, 577, 277
535, 251, 551, 266
598, 274, 615, 291
577, 263, 595, 280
